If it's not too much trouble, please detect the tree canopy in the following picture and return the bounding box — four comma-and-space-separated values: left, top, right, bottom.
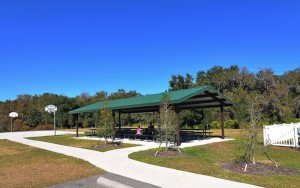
169, 65, 300, 128
0, 65, 299, 132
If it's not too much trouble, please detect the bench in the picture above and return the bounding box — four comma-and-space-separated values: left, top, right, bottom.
116, 129, 137, 139
85, 132, 94, 137
127, 134, 154, 141
204, 131, 213, 138
116, 128, 156, 141
180, 130, 213, 140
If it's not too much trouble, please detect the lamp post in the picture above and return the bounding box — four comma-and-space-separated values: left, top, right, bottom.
45, 105, 57, 135
9, 112, 18, 132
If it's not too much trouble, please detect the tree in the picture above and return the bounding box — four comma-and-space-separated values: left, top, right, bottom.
205, 65, 225, 91
195, 70, 208, 86
68, 115, 75, 129
180, 109, 204, 128
169, 74, 195, 91
16, 94, 33, 125
184, 73, 194, 89
241, 93, 277, 167
28, 108, 42, 127
108, 89, 140, 100
242, 94, 262, 164
255, 68, 276, 93
156, 93, 177, 154
92, 91, 107, 103
82, 115, 89, 128
96, 102, 114, 144
237, 67, 255, 90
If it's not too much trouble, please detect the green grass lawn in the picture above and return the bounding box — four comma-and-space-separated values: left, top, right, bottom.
129, 129, 300, 188
0, 139, 105, 188
28, 134, 139, 152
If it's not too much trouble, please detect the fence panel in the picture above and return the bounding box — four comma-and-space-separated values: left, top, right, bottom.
263, 123, 300, 148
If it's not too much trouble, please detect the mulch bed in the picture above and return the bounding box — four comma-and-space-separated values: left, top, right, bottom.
222, 162, 299, 175
147, 150, 186, 158
94, 143, 119, 149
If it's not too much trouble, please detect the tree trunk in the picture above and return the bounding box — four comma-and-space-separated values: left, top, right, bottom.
251, 138, 255, 165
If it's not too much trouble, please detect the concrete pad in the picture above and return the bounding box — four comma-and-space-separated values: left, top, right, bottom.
97, 177, 133, 188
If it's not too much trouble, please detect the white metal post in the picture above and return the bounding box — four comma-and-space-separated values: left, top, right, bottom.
54, 111, 56, 135
45, 105, 57, 136
10, 118, 13, 132
294, 126, 296, 147
9, 112, 18, 132
295, 125, 298, 148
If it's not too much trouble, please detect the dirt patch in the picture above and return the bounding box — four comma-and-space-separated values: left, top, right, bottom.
222, 162, 299, 175
0, 148, 21, 156
146, 150, 186, 158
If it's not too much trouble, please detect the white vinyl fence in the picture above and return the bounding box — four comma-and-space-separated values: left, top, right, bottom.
263, 123, 300, 148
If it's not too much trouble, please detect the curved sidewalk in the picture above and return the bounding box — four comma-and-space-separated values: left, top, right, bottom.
0, 131, 261, 188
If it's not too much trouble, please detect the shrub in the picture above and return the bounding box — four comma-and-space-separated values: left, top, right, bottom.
130, 123, 148, 128
225, 119, 239, 129
0, 121, 9, 132
258, 119, 271, 126
210, 121, 221, 129
283, 118, 300, 124
20, 125, 31, 131
13, 119, 23, 131
35, 124, 54, 131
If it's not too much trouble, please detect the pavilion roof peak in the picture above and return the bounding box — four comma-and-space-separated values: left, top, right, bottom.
68, 85, 233, 114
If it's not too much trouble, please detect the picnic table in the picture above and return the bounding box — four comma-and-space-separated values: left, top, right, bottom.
180, 128, 213, 141
116, 127, 155, 141
85, 128, 98, 137
115, 127, 212, 142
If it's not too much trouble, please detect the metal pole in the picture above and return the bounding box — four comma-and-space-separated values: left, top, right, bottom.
54, 111, 56, 135
76, 114, 79, 138
112, 110, 116, 140
221, 106, 225, 139
118, 111, 121, 137
175, 108, 181, 146
294, 125, 298, 147
10, 118, 13, 132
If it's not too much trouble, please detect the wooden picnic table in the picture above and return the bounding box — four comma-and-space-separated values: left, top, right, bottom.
88, 128, 98, 136
180, 129, 213, 140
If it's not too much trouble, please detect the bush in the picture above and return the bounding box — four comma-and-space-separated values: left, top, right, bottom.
13, 119, 23, 131
0, 119, 9, 132
283, 118, 300, 124
225, 119, 240, 129
210, 121, 221, 129
258, 119, 272, 126
35, 124, 54, 131
130, 123, 148, 128
20, 125, 31, 131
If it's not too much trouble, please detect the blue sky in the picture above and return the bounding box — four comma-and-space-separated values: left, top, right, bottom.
0, 0, 299, 101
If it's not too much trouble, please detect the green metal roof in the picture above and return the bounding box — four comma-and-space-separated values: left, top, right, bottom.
68, 85, 233, 114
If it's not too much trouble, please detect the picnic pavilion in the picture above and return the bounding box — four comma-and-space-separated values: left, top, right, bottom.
68, 85, 233, 145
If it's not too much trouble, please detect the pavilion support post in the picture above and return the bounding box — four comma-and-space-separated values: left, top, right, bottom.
221, 106, 225, 139
112, 110, 116, 140
76, 114, 79, 138
118, 111, 121, 139
175, 108, 181, 146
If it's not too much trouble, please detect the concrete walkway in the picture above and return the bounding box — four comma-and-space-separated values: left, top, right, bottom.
0, 131, 261, 188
